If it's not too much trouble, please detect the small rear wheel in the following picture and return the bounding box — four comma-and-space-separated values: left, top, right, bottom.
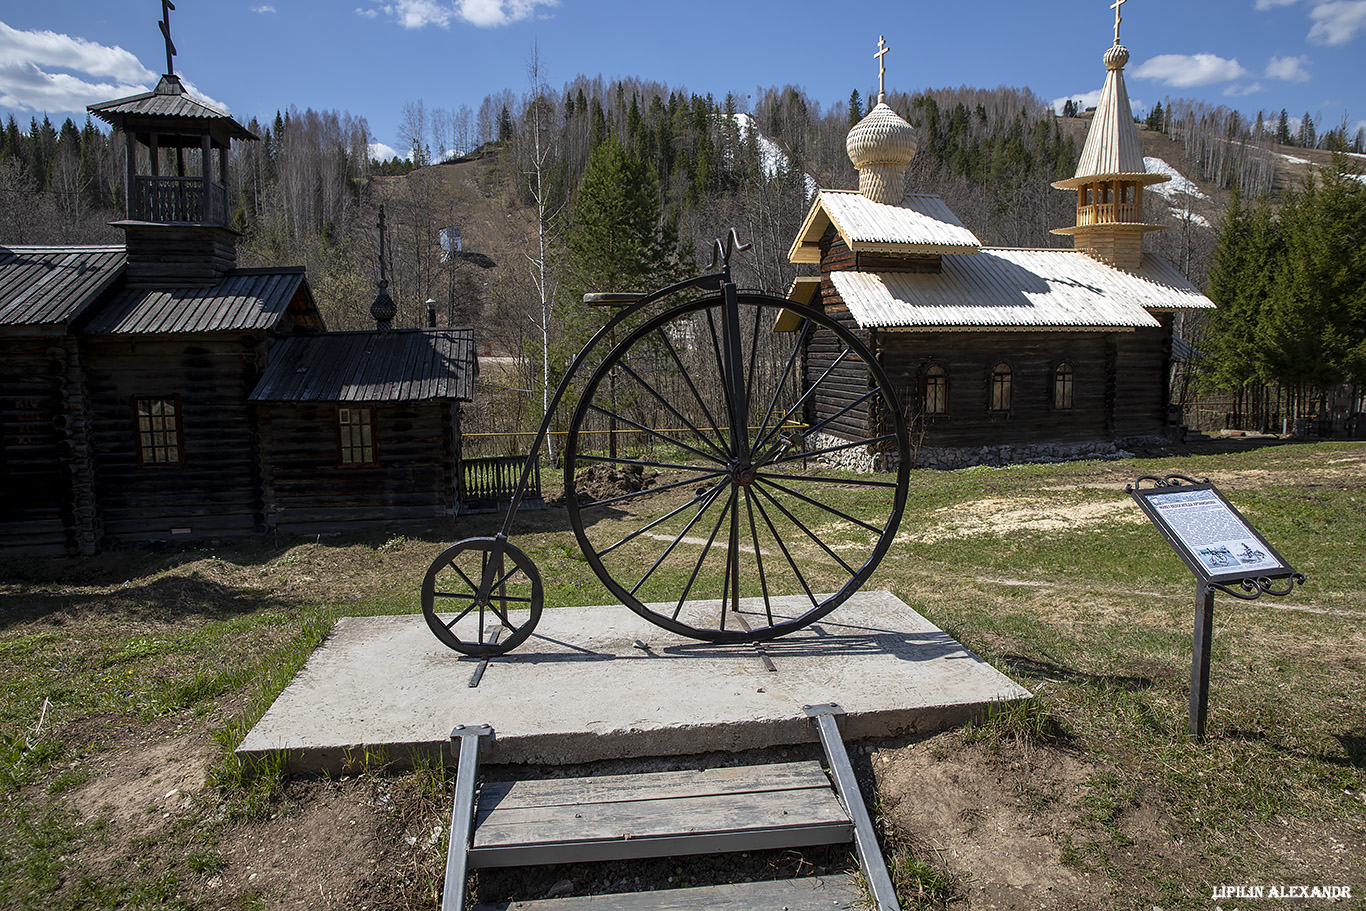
421, 537, 543, 656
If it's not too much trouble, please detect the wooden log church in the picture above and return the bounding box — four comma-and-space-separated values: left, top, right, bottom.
0, 12, 475, 555
786, 20, 1214, 469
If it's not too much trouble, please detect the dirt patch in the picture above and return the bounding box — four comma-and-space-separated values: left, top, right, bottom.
549, 463, 661, 506
902, 497, 1143, 543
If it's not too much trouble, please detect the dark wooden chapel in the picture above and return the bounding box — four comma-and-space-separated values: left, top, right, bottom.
0, 19, 475, 554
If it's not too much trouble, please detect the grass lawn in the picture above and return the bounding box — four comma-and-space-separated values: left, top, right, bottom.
1, 439, 1363, 910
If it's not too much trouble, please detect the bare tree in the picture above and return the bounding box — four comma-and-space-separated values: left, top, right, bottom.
522, 42, 565, 461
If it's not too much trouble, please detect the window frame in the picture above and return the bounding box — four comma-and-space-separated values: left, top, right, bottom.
920, 363, 949, 417
988, 361, 1013, 413
337, 405, 379, 467
133, 395, 184, 467
1053, 361, 1075, 411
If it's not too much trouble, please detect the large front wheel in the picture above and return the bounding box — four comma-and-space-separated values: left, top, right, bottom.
564, 293, 909, 642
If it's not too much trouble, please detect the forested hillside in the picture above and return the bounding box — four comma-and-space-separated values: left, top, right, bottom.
4, 72, 1362, 433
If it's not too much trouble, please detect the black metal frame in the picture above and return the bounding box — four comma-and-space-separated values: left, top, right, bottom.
1127, 474, 1306, 740
421, 231, 911, 656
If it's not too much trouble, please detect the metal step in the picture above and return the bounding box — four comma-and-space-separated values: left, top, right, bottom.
471, 875, 863, 910
442, 706, 901, 911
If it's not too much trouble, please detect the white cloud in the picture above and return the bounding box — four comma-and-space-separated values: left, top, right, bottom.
1133, 53, 1251, 87
1266, 55, 1313, 82
1308, 0, 1366, 44
1255, 0, 1301, 8
1225, 82, 1264, 96
252, 5, 277, 13
369, 141, 402, 160
1052, 89, 1102, 115
359, 0, 557, 28
0, 21, 153, 83
0, 21, 155, 115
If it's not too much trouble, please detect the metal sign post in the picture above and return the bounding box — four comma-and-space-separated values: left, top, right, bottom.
1127, 475, 1305, 741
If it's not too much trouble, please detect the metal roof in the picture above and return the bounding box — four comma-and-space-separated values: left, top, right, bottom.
83, 268, 308, 335
829, 248, 1212, 332
87, 75, 257, 142
0, 245, 126, 330
790, 190, 981, 263
250, 329, 476, 403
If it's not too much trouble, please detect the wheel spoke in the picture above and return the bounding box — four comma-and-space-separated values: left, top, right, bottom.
797, 387, 881, 444
751, 319, 812, 458
617, 359, 730, 463
598, 475, 730, 557
753, 474, 890, 535
754, 345, 853, 456
758, 469, 903, 490
575, 453, 722, 474
577, 467, 728, 512
671, 487, 733, 621
765, 433, 899, 468
748, 487, 819, 609
444, 600, 478, 630
584, 401, 724, 466
744, 488, 775, 625
752, 481, 858, 575
627, 481, 729, 597
658, 328, 726, 451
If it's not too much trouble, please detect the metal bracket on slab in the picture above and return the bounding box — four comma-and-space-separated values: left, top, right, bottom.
804, 704, 901, 911
442, 724, 494, 911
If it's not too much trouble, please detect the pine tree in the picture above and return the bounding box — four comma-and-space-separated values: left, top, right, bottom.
848, 90, 863, 126
1276, 109, 1291, 145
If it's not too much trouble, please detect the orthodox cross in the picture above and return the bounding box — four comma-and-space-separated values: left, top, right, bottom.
159, 0, 177, 75
874, 35, 890, 101
1111, 0, 1127, 44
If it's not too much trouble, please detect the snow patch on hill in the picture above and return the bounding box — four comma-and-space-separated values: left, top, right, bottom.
729, 114, 818, 198
1143, 158, 1209, 200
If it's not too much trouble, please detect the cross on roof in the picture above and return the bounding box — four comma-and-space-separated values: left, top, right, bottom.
874, 35, 890, 101
159, 0, 177, 76
1111, 0, 1127, 44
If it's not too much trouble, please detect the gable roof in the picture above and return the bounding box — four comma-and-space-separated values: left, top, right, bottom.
826, 248, 1212, 332
250, 328, 476, 404
87, 74, 256, 144
0, 245, 126, 334
790, 190, 982, 263
82, 268, 313, 334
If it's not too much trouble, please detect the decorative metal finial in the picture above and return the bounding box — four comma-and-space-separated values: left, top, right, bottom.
159, 0, 178, 76
874, 36, 890, 103
1111, 0, 1128, 45
371, 206, 397, 331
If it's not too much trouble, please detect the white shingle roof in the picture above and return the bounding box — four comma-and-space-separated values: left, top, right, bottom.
789, 190, 981, 262
830, 248, 1212, 331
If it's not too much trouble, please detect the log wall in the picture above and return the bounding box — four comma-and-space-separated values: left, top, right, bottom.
82, 333, 266, 542
257, 401, 458, 535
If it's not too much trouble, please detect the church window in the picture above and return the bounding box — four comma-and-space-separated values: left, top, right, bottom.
922, 365, 948, 415
1054, 362, 1075, 410
989, 362, 1012, 412
338, 406, 377, 466
134, 396, 183, 465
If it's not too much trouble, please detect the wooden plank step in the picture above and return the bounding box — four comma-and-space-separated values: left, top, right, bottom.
472, 875, 864, 910
470, 761, 852, 868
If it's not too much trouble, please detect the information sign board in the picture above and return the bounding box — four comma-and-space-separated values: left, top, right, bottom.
1130, 482, 1291, 584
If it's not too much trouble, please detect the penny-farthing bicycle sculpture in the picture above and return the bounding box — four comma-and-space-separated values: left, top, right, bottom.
421, 232, 910, 656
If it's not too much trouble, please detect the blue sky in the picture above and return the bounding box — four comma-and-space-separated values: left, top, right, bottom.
2, 0, 1364, 159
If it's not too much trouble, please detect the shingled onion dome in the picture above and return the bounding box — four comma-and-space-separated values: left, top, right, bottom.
1052, 33, 1169, 270
846, 101, 918, 205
